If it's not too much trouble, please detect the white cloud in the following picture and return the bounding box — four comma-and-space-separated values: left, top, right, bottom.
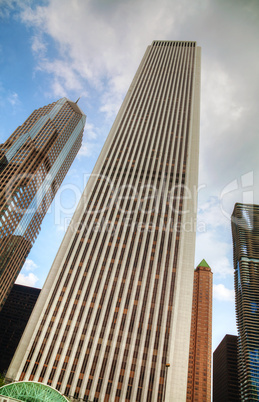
0, 0, 29, 17
213, 283, 235, 302
19, 0, 181, 115
31, 34, 47, 54
8, 92, 19, 106
78, 122, 104, 158
15, 272, 39, 287
196, 195, 234, 278
23, 258, 38, 272
201, 61, 245, 131
78, 141, 100, 158
84, 122, 97, 141
198, 196, 230, 228
15, 259, 39, 286
196, 229, 233, 278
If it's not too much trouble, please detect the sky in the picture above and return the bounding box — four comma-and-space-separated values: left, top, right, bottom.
0, 0, 259, 352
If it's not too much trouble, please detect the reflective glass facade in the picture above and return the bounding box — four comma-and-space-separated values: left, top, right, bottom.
232, 203, 259, 401
0, 98, 86, 310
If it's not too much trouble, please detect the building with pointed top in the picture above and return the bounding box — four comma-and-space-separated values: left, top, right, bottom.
186, 259, 213, 401
0, 98, 86, 310
7, 41, 201, 401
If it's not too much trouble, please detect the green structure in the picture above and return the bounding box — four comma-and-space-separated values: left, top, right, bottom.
198, 258, 210, 268
0, 381, 69, 401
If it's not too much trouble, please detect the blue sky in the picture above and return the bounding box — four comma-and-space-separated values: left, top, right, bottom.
1, 0, 259, 351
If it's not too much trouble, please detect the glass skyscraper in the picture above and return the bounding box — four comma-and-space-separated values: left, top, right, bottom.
232, 203, 259, 401
0, 98, 86, 310
7, 41, 201, 401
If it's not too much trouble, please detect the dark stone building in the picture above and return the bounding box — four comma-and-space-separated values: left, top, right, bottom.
213, 334, 240, 401
0, 284, 40, 374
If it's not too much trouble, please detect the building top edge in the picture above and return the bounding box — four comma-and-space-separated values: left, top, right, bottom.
68, 100, 86, 117
197, 258, 211, 269
59, 97, 86, 117
232, 202, 259, 212
214, 334, 238, 352
152, 40, 197, 47
13, 283, 42, 291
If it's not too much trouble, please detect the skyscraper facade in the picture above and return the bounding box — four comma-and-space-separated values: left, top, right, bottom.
186, 259, 213, 401
8, 41, 201, 401
0, 98, 86, 310
232, 203, 259, 400
213, 334, 240, 402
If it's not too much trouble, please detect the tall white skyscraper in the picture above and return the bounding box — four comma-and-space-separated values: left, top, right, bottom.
8, 41, 201, 401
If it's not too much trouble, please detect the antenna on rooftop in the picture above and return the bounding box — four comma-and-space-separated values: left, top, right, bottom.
75, 97, 80, 104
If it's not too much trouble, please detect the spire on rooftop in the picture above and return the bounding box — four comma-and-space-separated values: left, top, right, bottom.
197, 259, 210, 268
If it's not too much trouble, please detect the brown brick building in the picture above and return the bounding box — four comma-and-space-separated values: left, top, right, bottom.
0, 98, 85, 310
187, 259, 213, 401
